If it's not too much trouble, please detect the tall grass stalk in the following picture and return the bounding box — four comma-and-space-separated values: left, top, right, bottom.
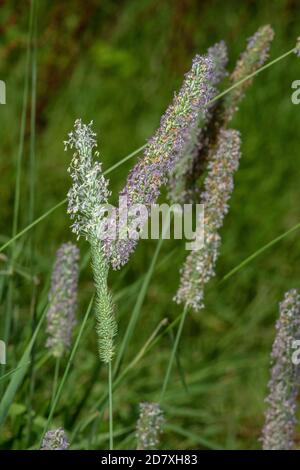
50, 357, 61, 410
2, 0, 35, 385
211, 48, 295, 104
90, 238, 116, 450
108, 361, 113, 449
26, 0, 38, 444
219, 221, 300, 284
1, 2, 36, 406
65, 119, 120, 449
71, 317, 168, 442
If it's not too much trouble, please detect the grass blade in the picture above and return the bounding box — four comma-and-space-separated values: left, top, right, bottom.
0, 365, 30, 384
0, 308, 46, 426
220, 221, 300, 284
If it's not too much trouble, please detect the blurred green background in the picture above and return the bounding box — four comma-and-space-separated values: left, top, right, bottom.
0, 0, 300, 449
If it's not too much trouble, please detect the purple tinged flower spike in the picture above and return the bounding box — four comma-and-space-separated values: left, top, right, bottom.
41, 428, 69, 450
170, 26, 274, 205
207, 40, 228, 85
175, 129, 241, 311
261, 289, 300, 450
224, 25, 274, 120
136, 402, 164, 450
46, 242, 79, 358
168, 41, 228, 205
103, 53, 219, 269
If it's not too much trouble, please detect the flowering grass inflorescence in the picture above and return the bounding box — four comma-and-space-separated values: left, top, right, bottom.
65, 118, 111, 240
261, 289, 300, 450
223, 25, 274, 121
136, 402, 164, 450
167, 41, 228, 205
103, 52, 221, 269
169, 26, 274, 207
41, 428, 69, 450
65, 119, 117, 364
46, 242, 79, 358
175, 129, 241, 311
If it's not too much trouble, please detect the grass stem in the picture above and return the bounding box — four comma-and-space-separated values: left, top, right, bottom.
108, 361, 113, 450
51, 357, 61, 410
160, 303, 189, 402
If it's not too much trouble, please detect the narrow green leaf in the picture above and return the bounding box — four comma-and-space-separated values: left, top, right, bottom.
0, 309, 46, 426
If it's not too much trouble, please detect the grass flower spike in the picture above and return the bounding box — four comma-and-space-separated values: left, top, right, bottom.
175, 129, 241, 311
65, 119, 117, 364
46, 242, 79, 358
261, 289, 300, 450
41, 428, 69, 450
136, 402, 164, 450
104, 52, 220, 269
65, 118, 111, 240
168, 41, 228, 204
66, 118, 117, 447
223, 25, 274, 121
171, 26, 274, 206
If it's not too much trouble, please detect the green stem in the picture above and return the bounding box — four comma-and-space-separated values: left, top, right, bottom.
210, 48, 295, 105
1, 0, 34, 393
89, 238, 117, 449
104, 145, 146, 175
51, 357, 61, 409
108, 361, 113, 450
219, 222, 300, 284
71, 318, 168, 442
26, 0, 38, 444
0, 199, 67, 255
160, 303, 189, 402
11, 1, 34, 244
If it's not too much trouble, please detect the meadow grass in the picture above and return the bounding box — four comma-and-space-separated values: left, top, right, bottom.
1, 1, 300, 450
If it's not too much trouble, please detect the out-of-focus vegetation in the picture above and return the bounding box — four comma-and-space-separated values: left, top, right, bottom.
0, 0, 300, 449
